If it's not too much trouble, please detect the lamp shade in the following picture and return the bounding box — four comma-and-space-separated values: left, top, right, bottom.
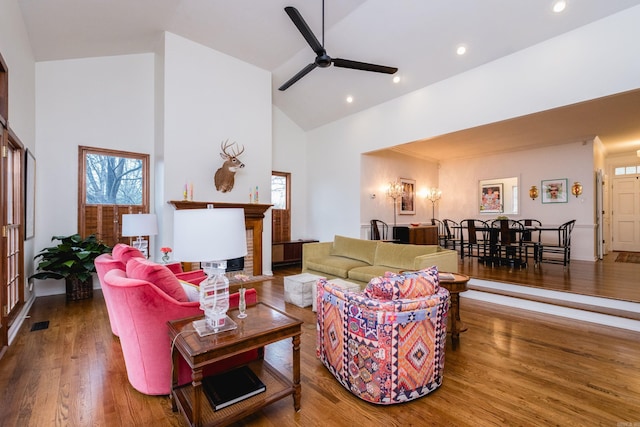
173, 208, 247, 262
121, 213, 158, 237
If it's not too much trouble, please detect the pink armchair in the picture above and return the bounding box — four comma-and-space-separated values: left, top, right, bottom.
95, 244, 207, 336
103, 264, 258, 395
94, 243, 146, 336
316, 267, 450, 404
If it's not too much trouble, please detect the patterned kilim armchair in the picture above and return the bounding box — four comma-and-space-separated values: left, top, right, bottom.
316, 267, 450, 405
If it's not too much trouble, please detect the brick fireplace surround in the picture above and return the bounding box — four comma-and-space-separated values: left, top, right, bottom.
169, 201, 271, 276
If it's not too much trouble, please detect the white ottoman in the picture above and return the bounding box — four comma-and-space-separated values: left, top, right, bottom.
312, 278, 361, 312
284, 273, 325, 308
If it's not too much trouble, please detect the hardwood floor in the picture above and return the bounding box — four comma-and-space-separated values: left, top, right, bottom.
458, 250, 640, 303
1, 265, 639, 426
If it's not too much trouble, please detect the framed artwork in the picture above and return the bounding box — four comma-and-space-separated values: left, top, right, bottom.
542, 178, 568, 203
25, 149, 36, 239
480, 183, 503, 213
399, 178, 416, 215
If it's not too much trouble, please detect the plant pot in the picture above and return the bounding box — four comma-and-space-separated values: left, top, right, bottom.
66, 277, 93, 301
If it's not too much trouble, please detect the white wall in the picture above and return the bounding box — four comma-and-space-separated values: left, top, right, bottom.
439, 141, 595, 260
301, 6, 640, 250
34, 54, 156, 295
272, 106, 309, 240
161, 33, 273, 273
360, 151, 439, 236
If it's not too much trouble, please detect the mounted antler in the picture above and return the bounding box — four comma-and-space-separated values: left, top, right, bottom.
214, 139, 245, 193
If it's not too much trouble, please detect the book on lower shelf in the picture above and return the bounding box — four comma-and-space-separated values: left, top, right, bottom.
202, 365, 266, 411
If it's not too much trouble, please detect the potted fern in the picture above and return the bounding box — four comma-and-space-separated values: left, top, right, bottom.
30, 234, 112, 301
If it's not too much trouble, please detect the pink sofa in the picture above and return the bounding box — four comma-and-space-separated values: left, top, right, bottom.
316, 267, 450, 404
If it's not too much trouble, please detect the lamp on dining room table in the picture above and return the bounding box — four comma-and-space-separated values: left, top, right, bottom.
172, 206, 247, 336
121, 213, 158, 258
425, 188, 442, 225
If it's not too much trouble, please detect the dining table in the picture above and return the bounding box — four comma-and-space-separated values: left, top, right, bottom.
456, 220, 535, 268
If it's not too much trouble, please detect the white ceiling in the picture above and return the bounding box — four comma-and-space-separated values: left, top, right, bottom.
17, 0, 640, 159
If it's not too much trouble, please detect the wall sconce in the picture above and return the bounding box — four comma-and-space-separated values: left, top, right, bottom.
571, 181, 583, 198
529, 185, 539, 200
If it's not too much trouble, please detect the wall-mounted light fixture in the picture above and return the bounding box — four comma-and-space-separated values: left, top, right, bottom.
571, 181, 583, 198
529, 185, 539, 200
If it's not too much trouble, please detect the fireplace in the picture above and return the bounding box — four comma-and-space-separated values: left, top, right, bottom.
226, 256, 245, 272
169, 201, 271, 276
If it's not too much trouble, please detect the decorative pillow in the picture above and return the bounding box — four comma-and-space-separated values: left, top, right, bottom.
179, 279, 200, 302
126, 257, 189, 302
112, 243, 144, 265
364, 266, 439, 300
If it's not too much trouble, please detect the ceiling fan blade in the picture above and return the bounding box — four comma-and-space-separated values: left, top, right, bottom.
332, 58, 398, 74
284, 6, 324, 56
278, 63, 318, 91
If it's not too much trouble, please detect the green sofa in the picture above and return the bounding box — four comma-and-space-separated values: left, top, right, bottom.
302, 235, 459, 288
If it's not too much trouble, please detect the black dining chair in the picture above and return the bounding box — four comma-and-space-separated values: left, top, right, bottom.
370, 219, 389, 241
459, 219, 490, 260
443, 219, 463, 251
431, 219, 448, 247
538, 219, 576, 268
490, 219, 526, 268
518, 219, 542, 266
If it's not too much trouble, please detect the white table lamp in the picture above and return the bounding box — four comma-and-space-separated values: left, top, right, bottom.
121, 213, 158, 258
173, 207, 247, 336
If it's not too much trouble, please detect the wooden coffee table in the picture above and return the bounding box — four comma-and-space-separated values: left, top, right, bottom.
168, 302, 303, 427
438, 273, 470, 340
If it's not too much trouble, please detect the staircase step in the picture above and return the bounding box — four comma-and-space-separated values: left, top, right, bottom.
462, 278, 640, 332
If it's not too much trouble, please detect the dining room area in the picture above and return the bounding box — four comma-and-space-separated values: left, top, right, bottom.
440, 217, 576, 270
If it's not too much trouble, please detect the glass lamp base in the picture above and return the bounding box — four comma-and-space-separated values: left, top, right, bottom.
192, 316, 237, 337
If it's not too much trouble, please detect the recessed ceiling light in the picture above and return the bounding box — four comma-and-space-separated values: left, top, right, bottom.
393, 75, 401, 84
553, 0, 566, 13
346, 96, 353, 103
456, 45, 467, 56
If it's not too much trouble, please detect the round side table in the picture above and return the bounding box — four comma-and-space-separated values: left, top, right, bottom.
438, 273, 470, 340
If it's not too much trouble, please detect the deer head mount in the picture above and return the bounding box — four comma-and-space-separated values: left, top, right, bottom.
214, 139, 245, 193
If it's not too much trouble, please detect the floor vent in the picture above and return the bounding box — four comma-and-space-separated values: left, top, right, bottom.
30, 321, 49, 331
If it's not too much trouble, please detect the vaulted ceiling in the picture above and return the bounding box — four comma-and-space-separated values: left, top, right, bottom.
17, 0, 640, 159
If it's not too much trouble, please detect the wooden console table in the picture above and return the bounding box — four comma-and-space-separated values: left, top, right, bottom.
168, 303, 303, 427
393, 225, 438, 245
272, 239, 318, 266
169, 201, 271, 276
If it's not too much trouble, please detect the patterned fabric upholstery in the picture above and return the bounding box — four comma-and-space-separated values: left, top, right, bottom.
316, 267, 450, 405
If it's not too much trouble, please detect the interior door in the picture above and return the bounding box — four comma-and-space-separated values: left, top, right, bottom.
596, 170, 604, 258
1, 128, 25, 351
612, 175, 640, 252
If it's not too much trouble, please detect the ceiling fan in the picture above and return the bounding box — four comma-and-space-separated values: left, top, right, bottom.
278, 2, 398, 91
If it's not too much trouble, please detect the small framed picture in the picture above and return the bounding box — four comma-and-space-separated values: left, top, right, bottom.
479, 183, 503, 213
541, 179, 568, 203
399, 178, 416, 215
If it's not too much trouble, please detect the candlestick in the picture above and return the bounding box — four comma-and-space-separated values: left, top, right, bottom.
183, 182, 188, 200
255, 186, 259, 203
189, 182, 194, 201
